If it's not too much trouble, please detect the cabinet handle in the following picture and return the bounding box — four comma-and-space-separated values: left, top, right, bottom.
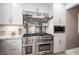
11, 48, 17, 51
59, 40, 61, 44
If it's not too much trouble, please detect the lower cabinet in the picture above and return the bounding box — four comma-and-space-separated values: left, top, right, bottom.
0, 41, 2, 54
0, 39, 22, 55
54, 34, 66, 53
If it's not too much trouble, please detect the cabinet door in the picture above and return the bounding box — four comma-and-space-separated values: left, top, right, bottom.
54, 35, 66, 53
0, 3, 10, 24
60, 14, 66, 25
53, 17, 66, 25
1, 39, 22, 55
54, 37, 60, 53
0, 40, 2, 54
53, 4, 66, 25
59, 36, 66, 52
53, 17, 60, 25
1, 40, 7, 55
11, 4, 23, 25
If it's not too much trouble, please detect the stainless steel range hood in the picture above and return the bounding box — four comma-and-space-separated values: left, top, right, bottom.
23, 11, 53, 23
31, 13, 53, 19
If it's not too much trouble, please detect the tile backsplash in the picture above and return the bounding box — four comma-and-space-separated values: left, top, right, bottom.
0, 26, 23, 36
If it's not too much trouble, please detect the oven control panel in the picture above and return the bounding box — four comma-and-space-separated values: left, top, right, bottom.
23, 37, 34, 44
37, 35, 53, 43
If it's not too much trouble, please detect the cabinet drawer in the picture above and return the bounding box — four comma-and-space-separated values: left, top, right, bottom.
5, 47, 21, 51
1, 39, 22, 55
2, 39, 22, 46
2, 42, 21, 49
54, 35, 65, 39
5, 51, 22, 55
5, 49, 21, 55
5, 46, 22, 55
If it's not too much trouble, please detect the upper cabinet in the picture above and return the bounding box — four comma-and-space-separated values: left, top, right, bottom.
53, 14, 66, 25
0, 3, 23, 25
0, 3, 10, 24
11, 4, 23, 25
53, 4, 66, 25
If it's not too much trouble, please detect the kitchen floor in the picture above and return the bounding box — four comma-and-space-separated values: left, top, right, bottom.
53, 52, 67, 55
44, 52, 67, 55
56, 52, 67, 55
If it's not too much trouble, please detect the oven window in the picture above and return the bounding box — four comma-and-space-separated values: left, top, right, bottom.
39, 43, 50, 52
25, 46, 32, 54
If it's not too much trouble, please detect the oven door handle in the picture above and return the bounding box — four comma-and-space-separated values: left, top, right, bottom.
35, 40, 37, 54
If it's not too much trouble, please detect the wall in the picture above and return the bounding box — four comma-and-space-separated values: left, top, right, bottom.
66, 5, 79, 49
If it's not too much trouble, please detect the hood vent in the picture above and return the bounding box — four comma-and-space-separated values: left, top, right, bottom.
23, 11, 53, 23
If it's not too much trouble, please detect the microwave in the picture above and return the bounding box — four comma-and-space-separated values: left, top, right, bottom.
54, 25, 65, 33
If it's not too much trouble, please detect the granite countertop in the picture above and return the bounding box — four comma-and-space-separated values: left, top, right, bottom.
0, 35, 23, 39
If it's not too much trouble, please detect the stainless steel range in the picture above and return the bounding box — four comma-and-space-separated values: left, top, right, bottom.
23, 11, 53, 55
35, 35, 53, 55
22, 33, 53, 55
22, 35, 36, 55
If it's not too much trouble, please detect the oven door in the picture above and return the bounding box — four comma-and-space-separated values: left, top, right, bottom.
36, 43, 53, 55
22, 45, 35, 55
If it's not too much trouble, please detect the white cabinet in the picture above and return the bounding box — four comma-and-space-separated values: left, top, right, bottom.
53, 4, 66, 25
11, 4, 23, 25
54, 34, 66, 53
1, 39, 22, 55
0, 3, 10, 24
0, 3, 23, 25
53, 16, 66, 25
